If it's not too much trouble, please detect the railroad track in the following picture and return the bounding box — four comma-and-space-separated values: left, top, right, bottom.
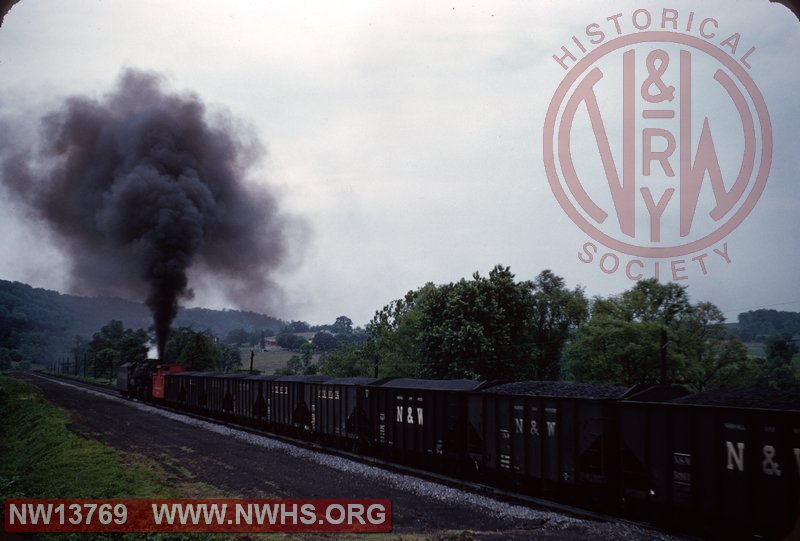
27, 370, 686, 538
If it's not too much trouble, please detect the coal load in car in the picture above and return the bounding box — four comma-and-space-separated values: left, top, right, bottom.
486, 381, 629, 399
671, 386, 800, 411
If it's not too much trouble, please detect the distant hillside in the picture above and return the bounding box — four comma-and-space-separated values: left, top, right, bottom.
0, 279, 286, 363
730, 309, 800, 342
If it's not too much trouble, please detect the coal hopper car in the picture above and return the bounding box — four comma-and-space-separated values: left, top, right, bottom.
620, 387, 800, 539
362, 378, 488, 472
126, 367, 800, 539
467, 381, 631, 504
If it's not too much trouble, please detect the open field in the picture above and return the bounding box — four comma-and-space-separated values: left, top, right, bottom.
743, 341, 800, 361
744, 341, 766, 358
237, 347, 321, 375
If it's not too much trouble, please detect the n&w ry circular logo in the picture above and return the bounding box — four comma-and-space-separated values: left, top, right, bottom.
543, 7, 772, 281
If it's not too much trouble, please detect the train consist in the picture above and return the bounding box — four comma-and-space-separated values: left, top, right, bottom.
117, 361, 800, 539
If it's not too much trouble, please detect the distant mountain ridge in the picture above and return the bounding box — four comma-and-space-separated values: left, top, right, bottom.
0, 278, 286, 363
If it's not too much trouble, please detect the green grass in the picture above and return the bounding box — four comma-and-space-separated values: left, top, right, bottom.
0, 373, 436, 541
0, 375, 161, 501
0, 373, 245, 540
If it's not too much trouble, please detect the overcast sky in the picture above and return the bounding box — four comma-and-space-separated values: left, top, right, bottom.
0, 0, 798, 327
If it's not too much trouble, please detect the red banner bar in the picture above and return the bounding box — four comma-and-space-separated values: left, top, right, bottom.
4, 498, 392, 533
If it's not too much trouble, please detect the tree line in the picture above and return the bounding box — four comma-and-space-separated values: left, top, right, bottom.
315, 265, 798, 391
58, 315, 369, 379
4, 268, 797, 391
271, 316, 370, 376
64, 322, 243, 378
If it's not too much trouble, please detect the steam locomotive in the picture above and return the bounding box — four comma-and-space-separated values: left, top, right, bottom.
117, 360, 800, 539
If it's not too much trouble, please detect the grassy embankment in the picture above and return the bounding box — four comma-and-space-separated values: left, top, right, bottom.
0, 373, 244, 541
0, 374, 404, 541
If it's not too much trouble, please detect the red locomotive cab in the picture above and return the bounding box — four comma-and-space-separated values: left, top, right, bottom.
152, 364, 187, 399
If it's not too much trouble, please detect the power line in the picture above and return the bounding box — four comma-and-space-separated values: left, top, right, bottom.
721, 300, 800, 315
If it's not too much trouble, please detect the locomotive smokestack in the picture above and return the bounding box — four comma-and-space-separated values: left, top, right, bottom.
1, 69, 298, 355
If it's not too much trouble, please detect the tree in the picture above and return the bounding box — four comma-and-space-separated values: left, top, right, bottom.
617, 279, 692, 324
93, 348, 119, 378
164, 327, 196, 363
529, 270, 589, 379
89, 320, 126, 355
367, 285, 431, 378
318, 342, 374, 377
71, 336, 89, 366
332, 316, 353, 336
87, 320, 148, 378
179, 332, 222, 371
677, 302, 751, 390
118, 328, 149, 365
565, 281, 756, 390
765, 335, 799, 363
0, 348, 21, 370
415, 266, 538, 380
284, 320, 310, 333
312, 331, 338, 352
564, 315, 663, 385
756, 335, 799, 389
276, 333, 309, 351
223, 328, 259, 347
360, 266, 586, 380
566, 280, 692, 386
276, 342, 317, 375
220, 344, 242, 372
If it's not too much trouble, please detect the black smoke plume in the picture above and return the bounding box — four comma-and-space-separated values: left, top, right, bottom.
1, 69, 298, 359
